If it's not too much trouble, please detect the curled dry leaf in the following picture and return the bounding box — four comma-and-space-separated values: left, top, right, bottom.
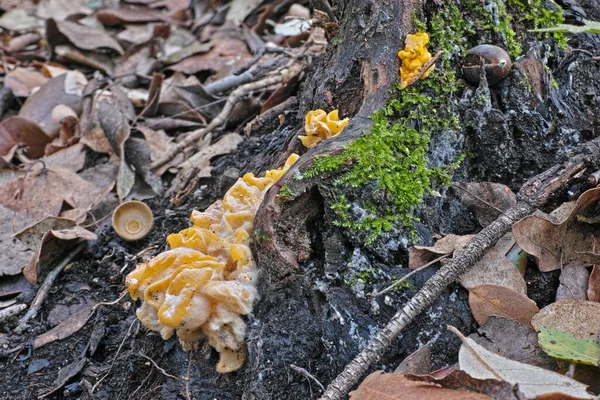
453, 182, 516, 227
33, 303, 94, 349
18, 71, 86, 138
4, 68, 49, 97
589, 265, 600, 302
0, 205, 35, 276
468, 317, 557, 370
96, 6, 164, 26
556, 265, 590, 301
395, 342, 432, 374
0, 116, 51, 159
531, 299, 600, 340
451, 326, 594, 399
46, 19, 124, 54
409, 234, 475, 270
468, 284, 539, 326
349, 370, 493, 400
513, 187, 600, 272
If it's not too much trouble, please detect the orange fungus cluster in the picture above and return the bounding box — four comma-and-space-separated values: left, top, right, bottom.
126, 154, 299, 373
299, 109, 349, 148
398, 32, 434, 89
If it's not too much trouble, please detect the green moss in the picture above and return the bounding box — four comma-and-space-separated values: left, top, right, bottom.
254, 230, 272, 244
278, 183, 297, 201
508, 0, 567, 48
345, 267, 378, 286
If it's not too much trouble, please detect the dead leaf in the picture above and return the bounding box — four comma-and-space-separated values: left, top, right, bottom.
468, 317, 557, 370
452, 326, 594, 399
0, 274, 30, 297
18, 71, 86, 138
36, 0, 88, 21
36, 142, 86, 172
4, 68, 49, 97
513, 187, 600, 272
141, 72, 163, 117
0, 8, 40, 31
80, 126, 114, 155
96, 6, 164, 26
460, 233, 526, 294
137, 126, 177, 165
0, 116, 51, 159
0, 205, 35, 276
34, 302, 93, 349
409, 234, 475, 270
531, 299, 600, 340
556, 265, 590, 301
54, 45, 115, 76
46, 18, 124, 54
162, 40, 213, 65
226, 0, 263, 24
45, 357, 86, 396
453, 182, 516, 227
589, 265, 600, 302
349, 371, 493, 400
468, 284, 539, 326
395, 342, 432, 374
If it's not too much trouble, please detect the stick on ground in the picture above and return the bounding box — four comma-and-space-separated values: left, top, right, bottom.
318, 138, 600, 400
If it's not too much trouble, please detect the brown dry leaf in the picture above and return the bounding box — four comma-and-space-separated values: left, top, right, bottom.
162, 40, 214, 65
96, 6, 164, 26
453, 182, 517, 227
468, 317, 557, 370
452, 326, 594, 399
54, 44, 116, 76
0, 204, 35, 276
349, 371, 493, 400
15, 217, 96, 283
0, 274, 30, 297
137, 126, 177, 168
409, 234, 475, 270
0, 116, 51, 159
36, 142, 86, 172
80, 126, 114, 155
395, 342, 432, 374
4, 68, 49, 97
36, 0, 88, 21
46, 18, 124, 54
0, 8, 40, 31
513, 187, 600, 272
33, 302, 94, 349
226, 0, 263, 24
18, 71, 86, 138
460, 233, 526, 294
468, 284, 539, 326
589, 265, 600, 302
556, 265, 590, 301
531, 299, 600, 340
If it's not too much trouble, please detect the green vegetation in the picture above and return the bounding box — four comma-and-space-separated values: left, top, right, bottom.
305, 0, 565, 245
509, 0, 567, 47
278, 183, 297, 201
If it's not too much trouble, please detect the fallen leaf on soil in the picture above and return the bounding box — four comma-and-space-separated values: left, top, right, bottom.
589, 265, 600, 302
46, 19, 124, 54
48, 298, 94, 326
531, 299, 600, 340
0, 116, 51, 159
4, 68, 49, 97
36, 0, 88, 21
556, 265, 589, 301
453, 182, 516, 227
18, 71, 86, 138
460, 233, 526, 294
409, 234, 475, 270
226, 0, 263, 24
88, 322, 105, 356
513, 187, 600, 272
43, 357, 86, 397
0, 274, 30, 297
395, 342, 432, 374
0, 8, 40, 31
468, 317, 557, 369
15, 216, 96, 282
80, 126, 114, 155
96, 6, 164, 26
162, 40, 213, 65
468, 284, 539, 326
538, 325, 600, 366
451, 326, 594, 399
0, 205, 35, 276
349, 370, 493, 400
54, 45, 116, 76
34, 302, 93, 349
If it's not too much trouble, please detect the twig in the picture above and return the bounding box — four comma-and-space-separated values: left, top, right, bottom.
319, 137, 600, 400
0, 303, 26, 323
370, 253, 450, 298
185, 350, 193, 400
151, 62, 303, 171
405, 50, 444, 89
290, 364, 325, 391
207, 55, 288, 94
14, 243, 85, 333
91, 318, 138, 393
138, 352, 180, 382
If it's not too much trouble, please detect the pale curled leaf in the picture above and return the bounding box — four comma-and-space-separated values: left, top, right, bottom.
450, 326, 594, 399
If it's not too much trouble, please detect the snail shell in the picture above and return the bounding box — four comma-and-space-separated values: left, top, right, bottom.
462, 44, 512, 86
112, 201, 154, 241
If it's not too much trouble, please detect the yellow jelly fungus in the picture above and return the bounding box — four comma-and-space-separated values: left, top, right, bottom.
398, 32, 434, 89
299, 109, 349, 148
126, 154, 299, 373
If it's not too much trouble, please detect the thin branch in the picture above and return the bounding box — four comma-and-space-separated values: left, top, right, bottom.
15, 243, 86, 333
319, 137, 600, 400
290, 364, 326, 391
138, 352, 180, 382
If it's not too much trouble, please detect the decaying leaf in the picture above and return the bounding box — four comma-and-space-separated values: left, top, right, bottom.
349, 370, 493, 400
409, 234, 475, 270
468, 284, 539, 326
453, 182, 516, 227
460, 233, 526, 294
33, 302, 94, 349
468, 317, 557, 370
4, 67, 49, 97
538, 325, 600, 366
513, 187, 600, 272
395, 342, 432, 374
589, 265, 600, 302
451, 326, 594, 399
46, 19, 124, 54
0, 116, 51, 159
556, 265, 590, 301
531, 299, 600, 340
0, 204, 35, 276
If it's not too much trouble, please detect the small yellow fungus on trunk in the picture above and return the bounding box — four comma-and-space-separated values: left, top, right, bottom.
299, 109, 349, 148
398, 32, 434, 89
